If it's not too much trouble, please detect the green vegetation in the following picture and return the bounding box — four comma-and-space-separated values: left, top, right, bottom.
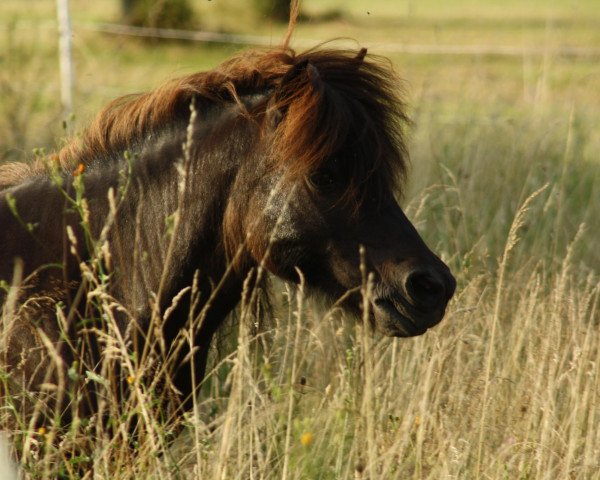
1, 0, 598, 478
253, 0, 291, 22
121, 0, 196, 29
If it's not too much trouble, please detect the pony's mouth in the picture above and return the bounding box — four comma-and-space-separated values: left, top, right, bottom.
371, 295, 442, 337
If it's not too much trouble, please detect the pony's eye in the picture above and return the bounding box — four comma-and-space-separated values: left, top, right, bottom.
308, 169, 338, 192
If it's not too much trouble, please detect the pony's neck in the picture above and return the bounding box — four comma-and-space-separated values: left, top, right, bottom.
102, 98, 265, 323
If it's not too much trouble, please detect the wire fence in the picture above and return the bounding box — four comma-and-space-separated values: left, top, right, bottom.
73, 21, 600, 58
5, 19, 600, 58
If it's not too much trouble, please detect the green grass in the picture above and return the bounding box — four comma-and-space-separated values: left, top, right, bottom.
1, 1, 599, 478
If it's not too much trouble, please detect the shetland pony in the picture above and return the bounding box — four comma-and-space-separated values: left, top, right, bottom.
0, 46, 455, 426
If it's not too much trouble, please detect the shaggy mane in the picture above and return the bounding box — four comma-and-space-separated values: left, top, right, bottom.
0, 46, 409, 199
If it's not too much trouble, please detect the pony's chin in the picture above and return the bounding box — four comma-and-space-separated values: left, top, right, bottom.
371, 298, 429, 337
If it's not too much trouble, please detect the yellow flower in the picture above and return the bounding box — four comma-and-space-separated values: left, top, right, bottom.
300, 432, 313, 447
37, 427, 46, 436
127, 375, 135, 385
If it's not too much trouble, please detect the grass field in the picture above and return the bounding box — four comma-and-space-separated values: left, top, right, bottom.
1, 1, 599, 478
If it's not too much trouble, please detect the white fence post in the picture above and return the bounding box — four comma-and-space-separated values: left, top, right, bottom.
56, 0, 74, 121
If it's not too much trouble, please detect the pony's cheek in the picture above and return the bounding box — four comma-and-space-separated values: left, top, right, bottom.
326, 242, 363, 288
247, 218, 329, 283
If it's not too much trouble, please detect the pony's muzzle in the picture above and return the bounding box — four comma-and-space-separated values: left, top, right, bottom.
372, 262, 456, 337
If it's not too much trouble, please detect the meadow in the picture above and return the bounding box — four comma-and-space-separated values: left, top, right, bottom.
1, 0, 599, 478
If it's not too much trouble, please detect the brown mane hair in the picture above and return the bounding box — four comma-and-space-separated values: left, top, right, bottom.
0, 47, 409, 198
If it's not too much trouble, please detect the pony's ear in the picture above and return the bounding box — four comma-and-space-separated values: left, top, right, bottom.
355, 48, 367, 63
267, 59, 323, 128
280, 59, 323, 92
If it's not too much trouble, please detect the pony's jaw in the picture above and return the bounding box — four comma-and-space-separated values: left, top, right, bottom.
371, 295, 443, 337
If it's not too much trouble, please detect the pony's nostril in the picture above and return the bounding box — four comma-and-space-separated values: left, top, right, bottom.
406, 271, 445, 307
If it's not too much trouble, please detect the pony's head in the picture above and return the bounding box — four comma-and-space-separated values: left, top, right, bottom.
224, 47, 456, 336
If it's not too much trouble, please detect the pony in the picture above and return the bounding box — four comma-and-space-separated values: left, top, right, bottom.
0, 45, 456, 428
